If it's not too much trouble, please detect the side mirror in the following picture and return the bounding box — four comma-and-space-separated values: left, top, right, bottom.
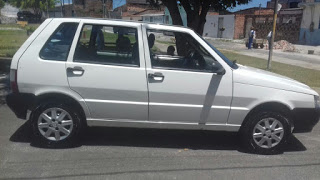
217, 68, 226, 75
211, 64, 225, 75
213, 67, 226, 75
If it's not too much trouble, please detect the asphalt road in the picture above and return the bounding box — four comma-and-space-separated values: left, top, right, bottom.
0, 105, 320, 179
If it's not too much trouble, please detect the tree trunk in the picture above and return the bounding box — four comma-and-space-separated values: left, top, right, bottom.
179, 0, 210, 35
162, 0, 186, 55
162, 0, 183, 26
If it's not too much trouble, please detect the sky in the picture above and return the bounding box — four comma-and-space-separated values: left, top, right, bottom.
228, 0, 269, 12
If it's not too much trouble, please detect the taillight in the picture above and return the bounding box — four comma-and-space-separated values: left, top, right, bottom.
10, 69, 19, 93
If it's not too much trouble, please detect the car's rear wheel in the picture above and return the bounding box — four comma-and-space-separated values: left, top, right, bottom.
241, 111, 291, 154
31, 101, 83, 147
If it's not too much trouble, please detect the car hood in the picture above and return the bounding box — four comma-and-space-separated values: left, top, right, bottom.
233, 65, 318, 96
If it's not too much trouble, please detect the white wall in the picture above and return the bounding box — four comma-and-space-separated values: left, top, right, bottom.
0, 3, 19, 18
300, 4, 320, 29
203, 15, 235, 39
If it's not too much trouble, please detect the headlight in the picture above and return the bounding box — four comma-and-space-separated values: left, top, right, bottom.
315, 96, 320, 109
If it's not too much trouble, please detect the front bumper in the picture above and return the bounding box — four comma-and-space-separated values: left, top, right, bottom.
6, 93, 35, 119
292, 108, 320, 133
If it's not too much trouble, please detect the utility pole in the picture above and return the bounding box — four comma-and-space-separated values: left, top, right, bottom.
267, 0, 279, 70
103, 0, 106, 18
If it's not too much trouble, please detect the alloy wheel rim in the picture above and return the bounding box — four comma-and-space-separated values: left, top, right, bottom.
37, 108, 73, 141
252, 118, 284, 149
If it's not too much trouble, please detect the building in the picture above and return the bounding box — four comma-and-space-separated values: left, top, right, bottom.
122, 9, 166, 22
298, 0, 320, 45
232, 7, 303, 43
267, 0, 303, 8
203, 14, 235, 39
232, 8, 274, 39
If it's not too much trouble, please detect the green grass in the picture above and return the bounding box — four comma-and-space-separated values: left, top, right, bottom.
220, 50, 320, 88
0, 30, 29, 57
156, 40, 175, 46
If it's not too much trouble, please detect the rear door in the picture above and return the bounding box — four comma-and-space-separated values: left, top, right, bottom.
66, 20, 148, 121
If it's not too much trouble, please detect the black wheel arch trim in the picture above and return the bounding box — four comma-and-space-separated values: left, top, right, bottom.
6, 92, 87, 124
240, 101, 320, 133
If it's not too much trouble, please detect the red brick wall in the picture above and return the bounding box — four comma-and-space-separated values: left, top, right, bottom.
234, 14, 245, 39
253, 9, 274, 15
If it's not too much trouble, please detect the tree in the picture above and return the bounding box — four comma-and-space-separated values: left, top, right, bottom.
9, 0, 58, 15
149, 0, 250, 35
0, 0, 5, 10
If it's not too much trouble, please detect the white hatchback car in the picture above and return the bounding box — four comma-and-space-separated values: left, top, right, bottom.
6, 18, 320, 154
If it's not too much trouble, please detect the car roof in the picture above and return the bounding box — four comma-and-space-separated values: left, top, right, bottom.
51, 17, 193, 31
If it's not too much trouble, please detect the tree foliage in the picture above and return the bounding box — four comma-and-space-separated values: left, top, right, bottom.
148, 0, 250, 35
9, 0, 58, 15
0, 0, 5, 9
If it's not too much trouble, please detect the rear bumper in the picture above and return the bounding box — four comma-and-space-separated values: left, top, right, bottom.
292, 108, 320, 133
6, 93, 35, 119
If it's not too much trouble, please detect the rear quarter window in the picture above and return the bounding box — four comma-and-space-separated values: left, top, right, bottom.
39, 23, 79, 61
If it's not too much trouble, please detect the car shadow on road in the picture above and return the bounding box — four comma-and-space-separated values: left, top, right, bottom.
10, 120, 306, 154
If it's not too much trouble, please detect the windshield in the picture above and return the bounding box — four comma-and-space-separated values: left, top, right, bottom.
196, 34, 238, 69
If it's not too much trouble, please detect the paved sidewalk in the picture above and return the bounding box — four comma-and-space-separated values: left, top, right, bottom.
206, 39, 320, 71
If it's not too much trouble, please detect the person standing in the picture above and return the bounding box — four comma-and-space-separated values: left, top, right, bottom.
248, 27, 256, 49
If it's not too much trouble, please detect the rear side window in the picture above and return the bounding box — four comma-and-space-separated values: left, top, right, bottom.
40, 23, 79, 61
73, 24, 139, 67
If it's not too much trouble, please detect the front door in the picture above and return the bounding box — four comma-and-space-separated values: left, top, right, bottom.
143, 25, 233, 125
217, 17, 224, 38
66, 21, 148, 121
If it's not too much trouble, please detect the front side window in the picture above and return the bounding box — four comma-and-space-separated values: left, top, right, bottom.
147, 29, 222, 72
40, 23, 79, 61
74, 24, 139, 66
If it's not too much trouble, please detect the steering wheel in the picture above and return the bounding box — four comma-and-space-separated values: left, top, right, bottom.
183, 49, 197, 68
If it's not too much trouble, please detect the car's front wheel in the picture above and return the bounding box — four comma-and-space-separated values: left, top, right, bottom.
31, 101, 83, 147
241, 111, 291, 154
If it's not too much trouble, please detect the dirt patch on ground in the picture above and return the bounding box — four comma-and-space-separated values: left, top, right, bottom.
274, 40, 298, 52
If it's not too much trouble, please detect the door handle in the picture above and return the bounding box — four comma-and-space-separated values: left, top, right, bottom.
148, 72, 164, 81
67, 66, 84, 76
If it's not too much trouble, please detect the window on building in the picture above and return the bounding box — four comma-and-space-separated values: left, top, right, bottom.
74, 24, 139, 67
40, 23, 79, 61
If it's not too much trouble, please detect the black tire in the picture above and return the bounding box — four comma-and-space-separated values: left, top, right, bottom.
240, 111, 291, 154
260, 44, 264, 49
253, 43, 258, 49
31, 101, 83, 148
245, 42, 248, 47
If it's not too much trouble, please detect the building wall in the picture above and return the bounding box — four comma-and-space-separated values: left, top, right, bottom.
142, 15, 166, 24
234, 14, 246, 39
203, 15, 235, 39
299, 3, 320, 45
122, 16, 142, 21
